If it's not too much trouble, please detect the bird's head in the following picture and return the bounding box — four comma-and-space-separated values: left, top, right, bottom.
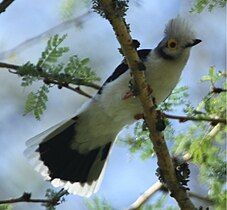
156, 16, 201, 59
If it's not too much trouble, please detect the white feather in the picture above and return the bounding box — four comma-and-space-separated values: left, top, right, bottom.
165, 16, 196, 43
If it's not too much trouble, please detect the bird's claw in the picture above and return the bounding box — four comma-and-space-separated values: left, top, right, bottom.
122, 91, 134, 100
146, 84, 153, 96
134, 113, 144, 120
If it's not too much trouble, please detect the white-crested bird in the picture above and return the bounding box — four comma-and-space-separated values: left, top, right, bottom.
25, 16, 201, 197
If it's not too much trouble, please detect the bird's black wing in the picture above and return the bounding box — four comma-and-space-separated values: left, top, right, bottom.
98, 49, 151, 94
38, 118, 112, 183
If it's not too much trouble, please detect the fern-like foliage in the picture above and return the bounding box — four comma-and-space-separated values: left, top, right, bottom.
64, 56, 99, 82
37, 34, 69, 68
43, 189, 67, 210
172, 67, 226, 210
142, 195, 178, 210
191, 0, 226, 13
159, 86, 189, 112
60, 0, 91, 20
24, 85, 49, 120
85, 197, 113, 210
18, 62, 40, 86
0, 205, 12, 210
17, 34, 100, 119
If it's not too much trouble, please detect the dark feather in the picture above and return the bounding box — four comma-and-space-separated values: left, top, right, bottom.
37, 117, 112, 183
98, 49, 152, 94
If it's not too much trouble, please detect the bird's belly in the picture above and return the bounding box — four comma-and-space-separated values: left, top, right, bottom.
72, 63, 182, 153
97, 73, 143, 126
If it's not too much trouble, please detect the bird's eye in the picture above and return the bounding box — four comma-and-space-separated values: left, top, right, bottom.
167, 39, 177, 49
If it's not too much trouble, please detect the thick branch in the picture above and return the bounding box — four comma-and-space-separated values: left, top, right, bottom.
128, 122, 222, 209
0, 189, 68, 207
98, 1, 195, 209
0, 0, 14, 14
0, 61, 100, 98
164, 113, 227, 124
128, 154, 192, 209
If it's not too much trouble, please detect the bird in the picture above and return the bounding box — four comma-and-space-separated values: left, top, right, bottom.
24, 16, 201, 197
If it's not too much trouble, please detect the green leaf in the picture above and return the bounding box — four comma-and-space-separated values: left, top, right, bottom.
201, 75, 211, 81
85, 197, 113, 210
0, 205, 12, 210
190, 0, 226, 13
63, 55, 100, 82
37, 34, 69, 68
159, 86, 189, 112
24, 85, 49, 120
18, 62, 40, 86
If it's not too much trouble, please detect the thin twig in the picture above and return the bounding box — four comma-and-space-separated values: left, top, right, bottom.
164, 113, 227, 124
128, 181, 163, 210
0, 0, 14, 14
0, 189, 68, 206
0, 61, 101, 90
0, 61, 100, 98
0, 11, 92, 59
211, 87, 227, 94
74, 86, 93, 98
0, 61, 19, 70
47, 79, 93, 98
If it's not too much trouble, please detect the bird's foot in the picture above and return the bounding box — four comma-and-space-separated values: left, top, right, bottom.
155, 110, 166, 131
146, 84, 153, 96
134, 113, 144, 120
122, 90, 134, 100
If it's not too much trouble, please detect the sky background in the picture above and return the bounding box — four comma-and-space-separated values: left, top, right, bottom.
0, 0, 226, 209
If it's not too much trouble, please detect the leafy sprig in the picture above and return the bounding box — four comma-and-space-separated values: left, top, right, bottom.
17, 34, 100, 119
24, 85, 49, 120
37, 34, 69, 68
190, 0, 226, 13
85, 197, 113, 210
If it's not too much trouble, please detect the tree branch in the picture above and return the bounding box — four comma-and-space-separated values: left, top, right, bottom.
0, 189, 68, 207
163, 113, 227, 124
0, 61, 100, 98
128, 181, 163, 210
44, 79, 93, 98
128, 153, 192, 209
0, 0, 14, 14
128, 181, 214, 210
0, 10, 92, 59
128, 122, 222, 209
211, 87, 227, 94
97, 0, 195, 209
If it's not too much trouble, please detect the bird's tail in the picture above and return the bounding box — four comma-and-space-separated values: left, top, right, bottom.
24, 116, 112, 197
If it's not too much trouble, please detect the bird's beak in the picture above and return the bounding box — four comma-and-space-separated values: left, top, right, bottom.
185, 39, 202, 48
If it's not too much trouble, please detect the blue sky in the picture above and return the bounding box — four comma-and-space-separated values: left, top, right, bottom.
0, 1, 226, 209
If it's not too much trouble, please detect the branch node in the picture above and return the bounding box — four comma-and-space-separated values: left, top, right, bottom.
132, 39, 140, 49
22, 192, 32, 201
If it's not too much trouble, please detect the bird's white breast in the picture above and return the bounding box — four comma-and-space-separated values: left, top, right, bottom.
71, 50, 190, 152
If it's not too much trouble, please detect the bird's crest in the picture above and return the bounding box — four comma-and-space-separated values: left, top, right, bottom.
164, 16, 195, 43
